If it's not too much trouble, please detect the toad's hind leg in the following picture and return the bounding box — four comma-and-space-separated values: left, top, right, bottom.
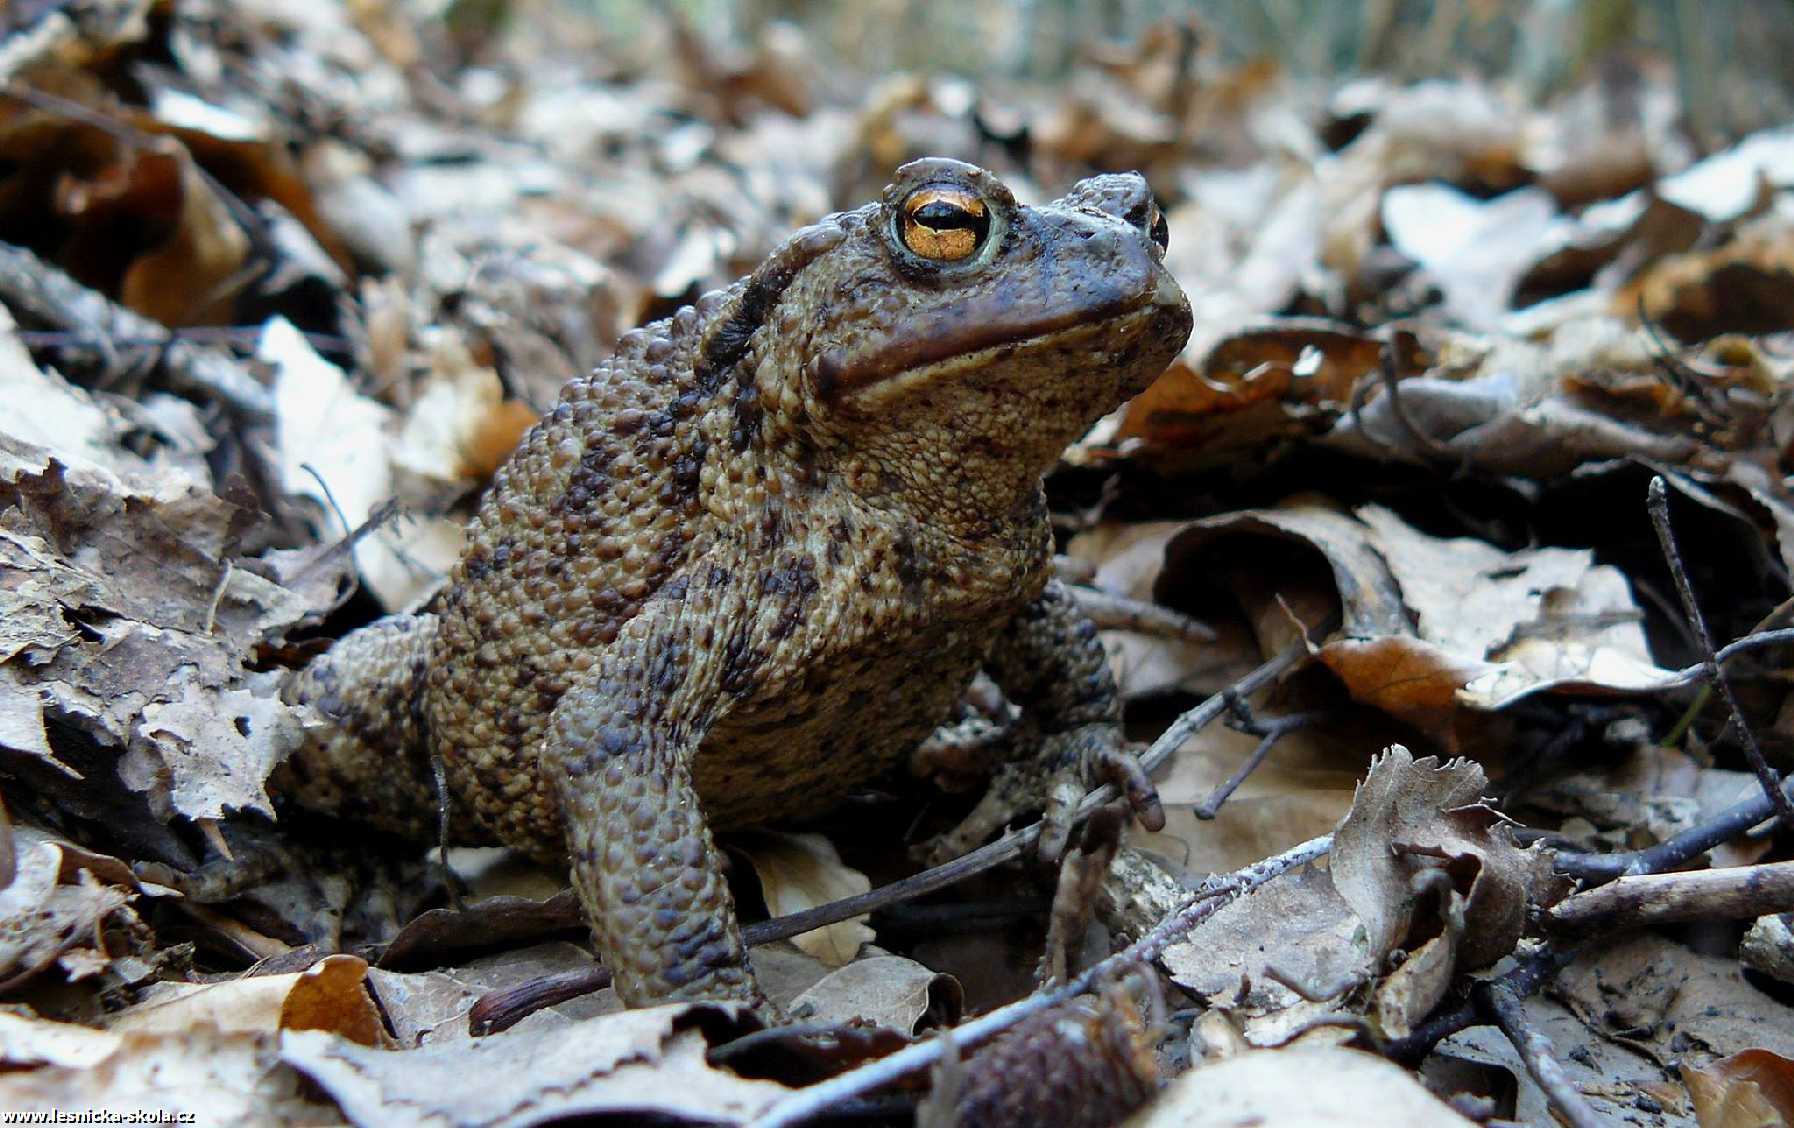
542, 602, 768, 1012
280, 613, 443, 842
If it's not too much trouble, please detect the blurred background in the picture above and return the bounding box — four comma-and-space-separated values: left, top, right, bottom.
526, 0, 1794, 147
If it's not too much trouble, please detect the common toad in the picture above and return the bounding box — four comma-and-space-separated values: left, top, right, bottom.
284, 158, 1193, 1010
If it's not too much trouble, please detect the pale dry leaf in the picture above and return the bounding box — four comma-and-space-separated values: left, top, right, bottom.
1556, 933, 1794, 1066
391, 332, 535, 487
370, 941, 619, 1048
0, 1010, 122, 1069
735, 829, 873, 967
1124, 1044, 1475, 1127
1382, 183, 1558, 329
1370, 898, 1460, 1041
788, 955, 959, 1033
136, 680, 300, 821
1065, 520, 1254, 698
1161, 862, 1364, 1013
0, 838, 133, 990
1137, 719, 1362, 878
264, 317, 462, 611
0, 1023, 332, 1128
0, 308, 149, 479
1657, 126, 1794, 223
281, 1003, 789, 1128
1354, 503, 1677, 709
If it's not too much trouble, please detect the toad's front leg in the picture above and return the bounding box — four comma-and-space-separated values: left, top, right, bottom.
928, 578, 1166, 864
541, 603, 768, 1012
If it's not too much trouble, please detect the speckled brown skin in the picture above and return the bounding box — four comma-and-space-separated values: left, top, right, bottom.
284, 159, 1192, 1011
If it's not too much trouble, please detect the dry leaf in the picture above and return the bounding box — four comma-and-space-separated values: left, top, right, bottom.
281, 1003, 789, 1128
788, 955, 961, 1033
107, 954, 387, 1048
1332, 747, 1557, 972
0, 1023, 334, 1127
1126, 1044, 1475, 1126
735, 830, 873, 967
1685, 1049, 1794, 1128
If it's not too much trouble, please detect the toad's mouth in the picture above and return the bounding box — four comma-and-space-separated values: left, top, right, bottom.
818, 269, 1191, 406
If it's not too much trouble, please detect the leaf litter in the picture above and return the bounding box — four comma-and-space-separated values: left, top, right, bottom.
3, 2, 1794, 1125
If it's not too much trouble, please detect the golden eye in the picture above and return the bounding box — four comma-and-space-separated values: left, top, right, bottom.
899, 186, 990, 262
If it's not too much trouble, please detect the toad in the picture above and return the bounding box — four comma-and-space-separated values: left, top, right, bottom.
284, 158, 1193, 1010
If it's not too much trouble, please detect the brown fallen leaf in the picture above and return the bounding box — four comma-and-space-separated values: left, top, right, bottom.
1335, 747, 1555, 965
106, 953, 388, 1048
1685, 1049, 1794, 1128
1154, 498, 1678, 742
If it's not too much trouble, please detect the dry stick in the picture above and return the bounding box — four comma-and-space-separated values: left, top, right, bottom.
749, 833, 1334, 1128
470, 629, 1326, 1032
0, 241, 274, 421
1476, 977, 1604, 1128
1553, 775, 1794, 883
1386, 942, 1578, 1064
1545, 860, 1794, 935
1647, 476, 1794, 829
1193, 708, 1329, 819
1075, 588, 1217, 642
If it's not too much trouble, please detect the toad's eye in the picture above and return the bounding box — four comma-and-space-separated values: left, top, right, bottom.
899, 186, 990, 262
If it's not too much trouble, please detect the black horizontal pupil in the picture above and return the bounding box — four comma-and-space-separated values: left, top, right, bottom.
914, 200, 985, 234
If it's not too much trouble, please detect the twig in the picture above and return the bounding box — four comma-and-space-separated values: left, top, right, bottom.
17, 326, 354, 357
1544, 860, 1794, 935
0, 241, 274, 421
1646, 476, 1794, 828
1375, 332, 1457, 462
1476, 976, 1604, 1128
1194, 708, 1329, 819
1637, 294, 1729, 425
748, 834, 1333, 1128
1386, 942, 1577, 1063
1073, 588, 1217, 643
467, 966, 614, 1036
1551, 775, 1794, 882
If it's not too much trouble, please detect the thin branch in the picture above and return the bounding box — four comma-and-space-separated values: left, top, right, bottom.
1477, 976, 1604, 1128
1386, 942, 1578, 1063
1375, 332, 1457, 461
755, 625, 1326, 944
1550, 775, 1794, 883
1646, 476, 1794, 828
748, 834, 1333, 1128
468, 966, 613, 1036
0, 241, 274, 421
1073, 588, 1217, 643
1193, 708, 1329, 819
1544, 860, 1794, 935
